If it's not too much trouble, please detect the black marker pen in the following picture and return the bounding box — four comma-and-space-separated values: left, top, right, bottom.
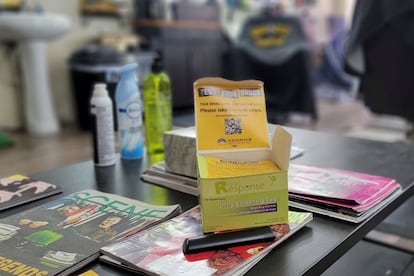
182, 226, 275, 254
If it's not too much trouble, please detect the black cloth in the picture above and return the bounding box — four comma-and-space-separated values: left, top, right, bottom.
222, 14, 318, 123
344, 0, 414, 121
345, 0, 414, 75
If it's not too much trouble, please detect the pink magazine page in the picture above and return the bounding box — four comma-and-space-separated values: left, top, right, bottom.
288, 164, 396, 205
289, 179, 401, 212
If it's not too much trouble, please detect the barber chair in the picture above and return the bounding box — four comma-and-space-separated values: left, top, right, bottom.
222, 13, 318, 124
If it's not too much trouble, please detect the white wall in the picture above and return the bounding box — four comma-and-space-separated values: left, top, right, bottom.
0, 0, 133, 129
0, 0, 356, 130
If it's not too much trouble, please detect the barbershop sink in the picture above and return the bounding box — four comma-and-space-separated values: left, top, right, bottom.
0, 12, 70, 135
0, 12, 70, 41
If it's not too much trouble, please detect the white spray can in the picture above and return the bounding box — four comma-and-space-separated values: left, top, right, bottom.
90, 83, 116, 166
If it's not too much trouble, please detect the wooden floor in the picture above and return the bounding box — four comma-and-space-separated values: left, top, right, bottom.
0, 126, 92, 177
0, 98, 409, 177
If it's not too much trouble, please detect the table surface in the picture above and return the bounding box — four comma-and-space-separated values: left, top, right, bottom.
2, 127, 414, 276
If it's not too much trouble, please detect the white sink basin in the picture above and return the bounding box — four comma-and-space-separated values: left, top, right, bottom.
0, 12, 71, 135
0, 12, 70, 41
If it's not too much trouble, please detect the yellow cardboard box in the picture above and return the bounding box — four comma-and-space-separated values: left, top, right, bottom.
194, 78, 292, 233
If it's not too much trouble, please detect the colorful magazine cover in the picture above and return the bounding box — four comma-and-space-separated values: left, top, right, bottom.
288, 164, 399, 204
100, 206, 313, 276
0, 174, 63, 210
0, 189, 181, 276
288, 187, 401, 223
288, 164, 402, 223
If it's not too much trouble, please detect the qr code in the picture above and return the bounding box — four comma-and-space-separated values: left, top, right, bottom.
225, 118, 242, 134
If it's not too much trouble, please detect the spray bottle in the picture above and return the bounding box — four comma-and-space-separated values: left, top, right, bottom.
90, 83, 116, 166
143, 55, 172, 162
115, 63, 144, 159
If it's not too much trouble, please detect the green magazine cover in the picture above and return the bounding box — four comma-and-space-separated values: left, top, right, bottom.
0, 189, 180, 276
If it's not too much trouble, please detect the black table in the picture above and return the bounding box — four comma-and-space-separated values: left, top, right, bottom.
2, 127, 414, 275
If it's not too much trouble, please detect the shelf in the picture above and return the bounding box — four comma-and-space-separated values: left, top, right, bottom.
134, 19, 221, 30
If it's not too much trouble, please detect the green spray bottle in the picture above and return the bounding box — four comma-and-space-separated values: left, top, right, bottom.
143, 55, 172, 163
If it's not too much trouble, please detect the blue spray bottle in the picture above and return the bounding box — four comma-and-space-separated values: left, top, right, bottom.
115, 63, 144, 159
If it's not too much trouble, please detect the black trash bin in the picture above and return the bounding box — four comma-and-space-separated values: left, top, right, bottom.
69, 44, 134, 131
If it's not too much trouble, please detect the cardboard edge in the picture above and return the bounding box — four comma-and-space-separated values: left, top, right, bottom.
194, 77, 264, 87
272, 126, 292, 170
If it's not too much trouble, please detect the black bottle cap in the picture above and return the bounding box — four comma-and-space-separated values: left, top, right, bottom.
151, 57, 163, 73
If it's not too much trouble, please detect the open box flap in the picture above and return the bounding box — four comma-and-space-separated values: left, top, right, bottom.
271, 125, 292, 170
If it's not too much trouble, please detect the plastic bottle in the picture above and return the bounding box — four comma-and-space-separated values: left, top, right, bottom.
90, 83, 116, 166
115, 63, 144, 159
143, 55, 172, 162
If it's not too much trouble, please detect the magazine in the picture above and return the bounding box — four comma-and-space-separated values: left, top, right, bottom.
142, 163, 402, 223
0, 174, 63, 210
100, 206, 313, 276
142, 162, 199, 196
288, 189, 401, 223
0, 189, 181, 276
288, 164, 399, 204
288, 164, 402, 223
141, 145, 305, 196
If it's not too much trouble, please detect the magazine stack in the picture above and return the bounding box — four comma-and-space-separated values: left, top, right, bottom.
288, 164, 402, 223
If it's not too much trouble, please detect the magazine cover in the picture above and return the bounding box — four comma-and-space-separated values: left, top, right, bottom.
289, 186, 402, 223
288, 164, 399, 204
0, 174, 63, 210
0, 189, 181, 276
288, 164, 402, 223
100, 206, 312, 276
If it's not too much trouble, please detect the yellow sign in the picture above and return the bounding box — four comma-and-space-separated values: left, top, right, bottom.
194, 78, 269, 151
